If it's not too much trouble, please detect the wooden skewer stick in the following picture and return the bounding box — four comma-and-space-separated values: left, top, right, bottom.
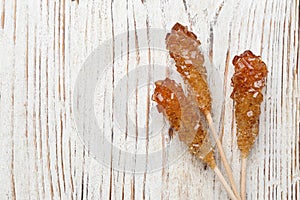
206, 113, 241, 200
199, 150, 240, 200
214, 166, 239, 200
241, 157, 247, 200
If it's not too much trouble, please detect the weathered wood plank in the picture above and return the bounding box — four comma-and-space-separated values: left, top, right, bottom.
0, 0, 299, 199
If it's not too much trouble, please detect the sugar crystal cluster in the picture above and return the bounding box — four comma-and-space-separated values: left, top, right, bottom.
230, 50, 268, 158
165, 23, 212, 115
152, 78, 216, 168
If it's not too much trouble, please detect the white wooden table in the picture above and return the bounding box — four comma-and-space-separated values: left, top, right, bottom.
0, 0, 299, 199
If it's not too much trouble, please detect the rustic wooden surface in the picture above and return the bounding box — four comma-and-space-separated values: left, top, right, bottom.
0, 0, 299, 199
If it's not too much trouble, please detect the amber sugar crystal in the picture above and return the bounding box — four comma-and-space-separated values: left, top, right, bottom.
165, 23, 212, 115
231, 50, 268, 158
152, 79, 182, 132
152, 78, 216, 168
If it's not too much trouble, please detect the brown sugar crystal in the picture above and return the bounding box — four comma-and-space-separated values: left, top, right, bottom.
152, 78, 215, 168
231, 50, 268, 158
165, 23, 212, 115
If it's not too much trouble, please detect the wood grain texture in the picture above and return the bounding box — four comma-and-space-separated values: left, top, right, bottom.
0, 0, 299, 199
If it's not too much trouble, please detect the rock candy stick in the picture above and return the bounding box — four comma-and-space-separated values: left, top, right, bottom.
152, 78, 238, 200
231, 50, 268, 200
166, 23, 240, 199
